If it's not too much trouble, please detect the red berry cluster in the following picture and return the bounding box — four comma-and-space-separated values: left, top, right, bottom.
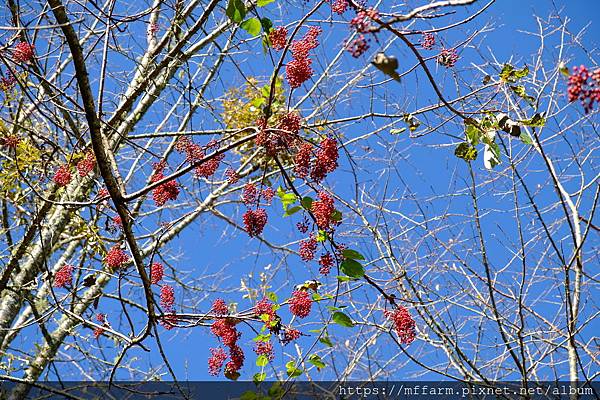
53, 164, 72, 187
104, 244, 130, 269
286, 26, 322, 88
437, 48, 459, 68
254, 298, 277, 328
312, 191, 338, 230
208, 347, 228, 376
175, 137, 224, 178
212, 298, 229, 316
282, 327, 301, 345
0, 74, 16, 92
0, 134, 20, 148
150, 262, 164, 284
224, 168, 239, 184
310, 137, 339, 182
111, 215, 122, 228
294, 142, 313, 179
346, 35, 370, 58
349, 8, 379, 34
299, 233, 317, 261
77, 151, 96, 177
160, 284, 175, 309
53, 264, 74, 288
420, 33, 436, 50
210, 318, 244, 377
242, 183, 257, 205
150, 161, 180, 206
318, 252, 334, 275
269, 26, 288, 51
242, 208, 268, 237
289, 290, 312, 318
384, 306, 416, 344
253, 341, 274, 360
567, 65, 600, 113
13, 42, 35, 63
256, 112, 303, 155
331, 0, 349, 14
262, 187, 275, 205
93, 313, 107, 338
160, 312, 179, 330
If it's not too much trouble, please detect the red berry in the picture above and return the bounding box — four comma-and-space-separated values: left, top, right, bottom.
269, 26, 288, 51
212, 298, 229, 315
384, 306, 416, 344
160, 284, 175, 310
53, 165, 72, 187
53, 264, 74, 288
289, 290, 312, 318
13, 42, 35, 63
104, 244, 130, 269
150, 262, 164, 284
77, 151, 95, 177
243, 208, 268, 237
208, 347, 228, 376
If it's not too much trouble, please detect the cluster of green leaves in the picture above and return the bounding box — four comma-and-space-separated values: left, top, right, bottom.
500, 63, 535, 105
226, 0, 274, 39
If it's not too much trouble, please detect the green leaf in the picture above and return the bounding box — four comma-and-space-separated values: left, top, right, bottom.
308, 354, 326, 369
283, 205, 302, 217
483, 142, 501, 169
226, 0, 246, 23
519, 132, 533, 145
253, 372, 266, 383
510, 85, 535, 104
330, 210, 342, 222
340, 259, 364, 278
240, 391, 258, 400
465, 122, 481, 146
319, 336, 333, 347
500, 64, 529, 83
260, 17, 273, 32
390, 127, 406, 135
266, 291, 278, 302
336, 275, 354, 282
277, 187, 297, 210
342, 249, 365, 261
241, 18, 261, 37
332, 311, 354, 327
301, 196, 313, 209
256, 354, 269, 367
316, 230, 328, 242
454, 142, 478, 162
286, 361, 303, 377
257, 0, 275, 6
519, 113, 546, 127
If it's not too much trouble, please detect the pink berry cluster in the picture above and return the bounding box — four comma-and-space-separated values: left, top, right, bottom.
437, 48, 459, 68
104, 244, 130, 269
349, 8, 379, 34
384, 305, 416, 344
269, 26, 288, 51
93, 313, 107, 338
150, 161, 180, 206
312, 191, 338, 230
567, 65, 600, 113
346, 35, 370, 58
256, 112, 303, 156
345, 8, 379, 58
282, 327, 301, 345
286, 26, 322, 89
150, 262, 164, 284
175, 137, 225, 178
288, 290, 312, 318
253, 341, 274, 360
242, 208, 268, 237
224, 168, 239, 184
318, 252, 334, 275
293, 137, 339, 182
53, 264, 74, 288
0, 74, 16, 92
330, 0, 349, 14
212, 298, 229, 316
209, 311, 245, 377
0, 135, 20, 148
13, 42, 35, 63
53, 164, 72, 187
299, 233, 318, 261
420, 33, 436, 50
160, 284, 175, 309
76, 151, 96, 177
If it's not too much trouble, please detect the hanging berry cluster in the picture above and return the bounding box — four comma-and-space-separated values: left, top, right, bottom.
53, 264, 74, 288
208, 299, 245, 378
175, 137, 225, 178
345, 8, 379, 58
567, 65, 600, 113
270, 26, 322, 89
150, 161, 180, 206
